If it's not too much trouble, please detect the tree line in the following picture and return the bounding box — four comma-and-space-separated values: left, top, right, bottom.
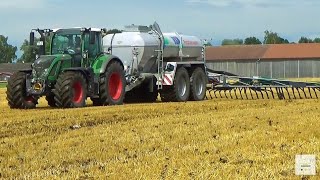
221, 30, 320, 45
1, 30, 320, 63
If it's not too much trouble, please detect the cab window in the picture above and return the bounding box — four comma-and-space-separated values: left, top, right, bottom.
84, 32, 101, 58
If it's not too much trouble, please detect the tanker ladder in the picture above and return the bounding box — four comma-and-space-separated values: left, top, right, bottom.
152, 22, 165, 90
206, 69, 320, 100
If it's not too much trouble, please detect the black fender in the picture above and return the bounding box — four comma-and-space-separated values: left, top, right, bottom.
18, 69, 32, 74
63, 67, 94, 81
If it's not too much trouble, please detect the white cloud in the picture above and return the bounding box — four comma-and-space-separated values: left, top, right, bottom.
0, 0, 45, 9
186, 0, 318, 8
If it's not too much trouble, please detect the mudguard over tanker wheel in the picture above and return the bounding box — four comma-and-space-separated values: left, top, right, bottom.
6, 72, 38, 109
53, 71, 87, 108
92, 61, 125, 106
189, 67, 207, 101
160, 67, 190, 102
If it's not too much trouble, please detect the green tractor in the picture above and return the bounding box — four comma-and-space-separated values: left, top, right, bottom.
6, 28, 126, 108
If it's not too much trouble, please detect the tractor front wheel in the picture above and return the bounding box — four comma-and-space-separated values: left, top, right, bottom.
54, 71, 87, 108
6, 72, 38, 109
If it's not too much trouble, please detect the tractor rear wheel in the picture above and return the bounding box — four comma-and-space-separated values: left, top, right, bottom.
54, 71, 87, 108
6, 72, 38, 109
96, 61, 125, 106
160, 67, 190, 102
189, 67, 207, 101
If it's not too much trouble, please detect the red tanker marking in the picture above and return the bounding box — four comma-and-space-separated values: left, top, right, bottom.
165, 75, 172, 85
183, 40, 199, 46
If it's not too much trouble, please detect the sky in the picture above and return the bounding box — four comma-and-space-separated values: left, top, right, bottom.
0, 0, 320, 58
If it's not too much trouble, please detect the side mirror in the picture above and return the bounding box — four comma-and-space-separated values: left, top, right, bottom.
89, 31, 95, 44
30, 32, 35, 46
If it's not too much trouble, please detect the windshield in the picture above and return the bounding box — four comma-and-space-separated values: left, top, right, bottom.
51, 30, 81, 54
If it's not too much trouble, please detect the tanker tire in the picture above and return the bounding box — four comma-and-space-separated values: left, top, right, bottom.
98, 61, 125, 105
53, 71, 87, 108
6, 72, 38, 109
189, 67, 207, 101
160, 67, 190, 102
46, 93, 57, 107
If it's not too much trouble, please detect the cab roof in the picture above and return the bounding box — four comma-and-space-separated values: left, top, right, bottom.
53, 27, 102, 33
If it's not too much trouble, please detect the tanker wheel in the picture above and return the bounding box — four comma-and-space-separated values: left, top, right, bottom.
6, 72, 38, 109
46, 93, 57, 107
160, 67, 190, 102
98, 61, 125, 105
189, 67, 207, 101
54, 71, 87, 108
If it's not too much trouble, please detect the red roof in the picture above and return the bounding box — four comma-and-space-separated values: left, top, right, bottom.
206, 43, 320, 61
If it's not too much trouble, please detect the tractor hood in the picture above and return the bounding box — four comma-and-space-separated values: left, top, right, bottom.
32, 54, 72, 79
33, 55, 56, 69
32, 55, 56, 77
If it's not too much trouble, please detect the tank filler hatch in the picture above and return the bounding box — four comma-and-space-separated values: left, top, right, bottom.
124, 25, 151, 32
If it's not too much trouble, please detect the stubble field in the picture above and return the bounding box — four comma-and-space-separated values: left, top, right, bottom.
0, 87, 319, 179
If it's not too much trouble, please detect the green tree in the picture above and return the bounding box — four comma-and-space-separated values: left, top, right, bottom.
244, 37, 262, 45
314, 38, 320, 43
221, 39, 243, 45
0, 35, 17, 63
19, 36, 51, 63
19, 39, 38, 63
263, 30, 289, 44
298, 37, 313, 43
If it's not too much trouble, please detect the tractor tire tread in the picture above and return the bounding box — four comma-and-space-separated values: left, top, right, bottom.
6, 72, 37, 109
53, 71, 87, 108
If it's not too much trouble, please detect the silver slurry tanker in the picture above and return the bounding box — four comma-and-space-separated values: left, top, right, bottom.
103, 22, 208, 103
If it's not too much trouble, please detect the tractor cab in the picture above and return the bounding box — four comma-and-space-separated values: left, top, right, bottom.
31, 28, 103, 68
